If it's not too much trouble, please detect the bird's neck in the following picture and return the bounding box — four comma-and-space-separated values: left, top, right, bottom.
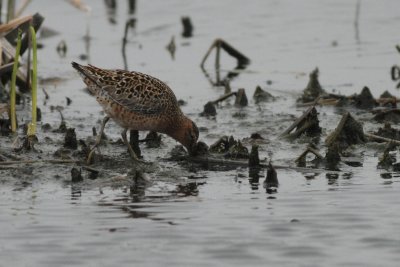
165, 115, 190, 146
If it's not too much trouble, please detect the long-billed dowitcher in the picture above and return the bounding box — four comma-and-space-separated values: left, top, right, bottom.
71, 62, 199, 163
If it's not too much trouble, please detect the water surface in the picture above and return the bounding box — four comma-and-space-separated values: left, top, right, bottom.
1, 1, 400, 266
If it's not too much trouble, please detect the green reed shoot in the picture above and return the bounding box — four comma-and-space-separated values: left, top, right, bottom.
10, 28, 21, 133
27, 25, 37, 136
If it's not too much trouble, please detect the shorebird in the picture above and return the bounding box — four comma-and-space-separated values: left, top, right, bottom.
71, 62, 199, 163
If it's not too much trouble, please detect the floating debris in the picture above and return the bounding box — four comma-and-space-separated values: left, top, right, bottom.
224, 80, 232, 94
209, 136, 249, 159
326, 112, 365, 151
353, 86, 377, 109
281, 106, 321, 139
169, 145, 187, 160
234, 88, 248, 107
248, 145, 260, 168
177, 99, 187, 106
209, 136, 233, 154
380, 90, 394, 99
41, 123, 51, 132
55, 120, 67, 133
200, 89, 249, 117
200, 101, 217, 117
181, 16, 193, 38
17, 135, 38, 151
224, 140, 249, 159
36, 107, 41, 122
166, 36, 176, 59
193, 141, 209, 156
295, 146, 323, 167
54, 148, 72, 160
325, 144, 341, 171
253, 86, 275, 103
175, 182, 199, 196
298, 68, 326, 103
71, 167, 83, 183
250, 133, 264, 140
84, 165, 99, 180
64, 128, 78, 149
248, 168, 260, 191
373, 109, 400, 123
0, 118, 11, 136
377, 142, 397, 170
201, 38, 250, 70
373, 123, 400, 142
144, 131, 162, 148
128, 0, 136, 14
264, 162, 278, 193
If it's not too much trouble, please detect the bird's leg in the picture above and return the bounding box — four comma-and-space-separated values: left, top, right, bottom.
121, 128, 140, 161
87, 116, 110, 164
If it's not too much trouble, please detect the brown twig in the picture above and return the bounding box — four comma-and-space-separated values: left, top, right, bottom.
365, 133, 400, 145
0, 15, 33, 33
212, 92, 237, 105
281, 106, 316, 136
200, 38, 250, 69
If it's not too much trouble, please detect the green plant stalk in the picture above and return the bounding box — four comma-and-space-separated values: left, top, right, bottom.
10, 28, 21, 133
27, 26, 37, 136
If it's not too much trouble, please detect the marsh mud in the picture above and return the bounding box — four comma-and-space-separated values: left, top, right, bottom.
1, 1, 400, 267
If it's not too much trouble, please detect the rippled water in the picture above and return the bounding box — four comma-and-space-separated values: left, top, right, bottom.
1, 0, 400, 266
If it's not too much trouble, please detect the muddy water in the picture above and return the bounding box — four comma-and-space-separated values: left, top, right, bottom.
1, 0, 400, 266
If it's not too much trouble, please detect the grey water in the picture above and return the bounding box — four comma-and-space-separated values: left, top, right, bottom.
1, 1, 400, 266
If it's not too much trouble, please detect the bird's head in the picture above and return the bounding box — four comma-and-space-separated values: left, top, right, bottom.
172, 117, 199, 155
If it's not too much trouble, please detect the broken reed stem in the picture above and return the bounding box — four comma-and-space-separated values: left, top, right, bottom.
365, 133, 400, 145
27, 25, 37, 136
215, 41, 220, 70
281, 106, 316, 136
297, 98, 338, 107
10, 29, 22, 133
212, 91, 236, 105
0, 15, 33, 33
200, 39, 250, 69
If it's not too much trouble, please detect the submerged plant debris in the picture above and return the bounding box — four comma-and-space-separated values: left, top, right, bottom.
298, 68, 326, 103
353, 86, 377, 109
326, 112, 365, 151
282, 106, 322, 139
253, 85, 275, 103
